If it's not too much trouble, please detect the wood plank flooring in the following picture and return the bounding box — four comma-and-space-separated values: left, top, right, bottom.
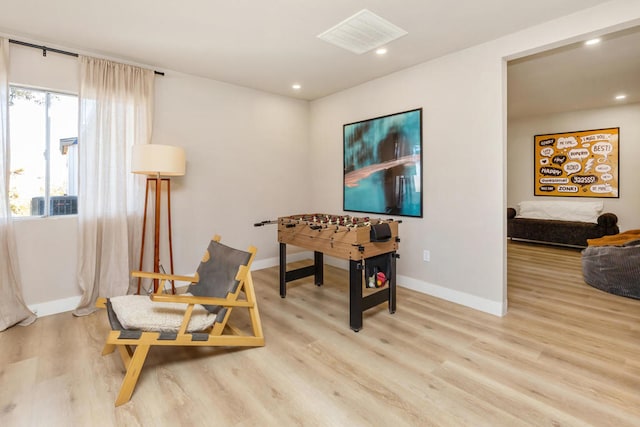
1, 240, 639, 426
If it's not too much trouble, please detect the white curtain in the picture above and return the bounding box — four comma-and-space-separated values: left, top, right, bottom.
0, 38, 36, 331
74, 56, 154, 316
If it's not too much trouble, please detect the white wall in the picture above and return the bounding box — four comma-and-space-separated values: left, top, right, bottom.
310, 45, 507, 315
508, 103, 640, 232
309, 1, 640, 316
152, 72, 311, 273
7, 42, 311, 314
7, 0, 640, 316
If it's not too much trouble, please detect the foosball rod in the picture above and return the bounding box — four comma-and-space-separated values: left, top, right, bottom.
253, 219, 278, 227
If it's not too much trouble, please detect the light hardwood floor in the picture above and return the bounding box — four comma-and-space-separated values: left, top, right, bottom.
1, 241, 639, 426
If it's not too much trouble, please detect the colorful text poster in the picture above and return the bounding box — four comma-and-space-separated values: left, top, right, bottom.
534, 127, 619, 198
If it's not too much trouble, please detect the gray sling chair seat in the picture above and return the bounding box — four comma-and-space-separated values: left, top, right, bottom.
96, 235, 264, 406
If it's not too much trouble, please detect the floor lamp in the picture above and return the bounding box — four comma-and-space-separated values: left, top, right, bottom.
131, 144, 186, 294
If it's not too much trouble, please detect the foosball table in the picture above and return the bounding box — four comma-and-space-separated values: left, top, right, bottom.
256, 213, 400, 331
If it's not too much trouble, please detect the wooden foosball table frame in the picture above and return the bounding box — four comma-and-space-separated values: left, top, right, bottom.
275, 214, 400, 332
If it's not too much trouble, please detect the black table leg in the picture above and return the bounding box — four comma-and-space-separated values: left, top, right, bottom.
389, 252, 397, 314
314, 251, 324, 286
349, 259, 363, 332
279, 243, 286, 298
279, 244, 396, 330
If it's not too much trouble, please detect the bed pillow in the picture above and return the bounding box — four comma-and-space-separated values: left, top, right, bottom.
517, 200, 603, 223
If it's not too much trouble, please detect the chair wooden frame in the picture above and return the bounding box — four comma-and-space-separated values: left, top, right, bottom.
96, 236, 264, 406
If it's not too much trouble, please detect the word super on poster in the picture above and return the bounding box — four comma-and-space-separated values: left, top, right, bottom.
534, 127, 619, 198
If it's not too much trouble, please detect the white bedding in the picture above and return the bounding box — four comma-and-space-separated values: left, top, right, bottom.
516, 200, 603, 223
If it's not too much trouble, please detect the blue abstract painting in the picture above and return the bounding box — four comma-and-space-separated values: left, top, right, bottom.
343, 108, 422, 217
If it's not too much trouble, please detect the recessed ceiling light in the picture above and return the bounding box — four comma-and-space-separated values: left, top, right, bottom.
585, 38, 601, 46
615, 94, 627, 100
292, 84, 301, 90
375, 48, 387, 55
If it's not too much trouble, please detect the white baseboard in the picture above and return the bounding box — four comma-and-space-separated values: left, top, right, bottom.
398, 275, 506, 316
255, 253, 506, 317
30, 254, 506, 318
251, 251, 313, 271
28, 295, 82, 318
24, 253, 310, 318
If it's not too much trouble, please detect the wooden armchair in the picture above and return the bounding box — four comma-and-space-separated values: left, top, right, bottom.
96, 235, 264, 406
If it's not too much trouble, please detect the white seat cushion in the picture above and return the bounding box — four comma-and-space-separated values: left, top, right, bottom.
109, 293, 216, 332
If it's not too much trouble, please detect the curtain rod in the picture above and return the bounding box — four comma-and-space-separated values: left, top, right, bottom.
8, 39, 165, 76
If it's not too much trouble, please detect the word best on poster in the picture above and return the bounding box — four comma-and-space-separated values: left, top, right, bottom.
534, 127, 619, 198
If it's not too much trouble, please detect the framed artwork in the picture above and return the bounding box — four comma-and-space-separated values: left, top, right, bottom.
534, 127, 619, 198
343, 108, 422, 217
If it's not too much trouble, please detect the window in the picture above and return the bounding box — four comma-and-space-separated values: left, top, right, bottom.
9, 86, 78, 217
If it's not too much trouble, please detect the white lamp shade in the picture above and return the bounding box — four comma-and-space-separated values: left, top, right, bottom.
131, 144, 186, 176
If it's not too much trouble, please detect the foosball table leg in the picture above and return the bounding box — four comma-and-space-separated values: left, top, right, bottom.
279, 243, 287, 298
389, 252, 397, 314
349, 260, 363, 332
314, 251, 324, 286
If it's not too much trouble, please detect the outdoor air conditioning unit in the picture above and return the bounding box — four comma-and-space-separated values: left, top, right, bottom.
30, 196, 78, 216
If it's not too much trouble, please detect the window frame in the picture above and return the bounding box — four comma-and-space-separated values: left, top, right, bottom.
8, 84, 79, 219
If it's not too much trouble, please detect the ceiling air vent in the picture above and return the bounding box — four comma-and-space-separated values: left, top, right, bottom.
317, 9, 408, 55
